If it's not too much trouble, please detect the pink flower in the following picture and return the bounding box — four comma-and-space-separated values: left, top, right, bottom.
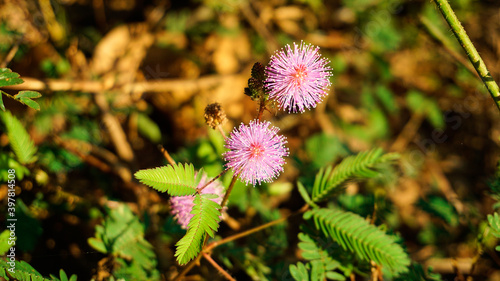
265, 41, 332, 113
223, 120, 289, 186
170, 173, 225, 229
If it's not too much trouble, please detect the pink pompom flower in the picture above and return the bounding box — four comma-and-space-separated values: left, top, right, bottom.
170, 173, 225, 229
265, 41, 333, 113
223, 120, 289, 186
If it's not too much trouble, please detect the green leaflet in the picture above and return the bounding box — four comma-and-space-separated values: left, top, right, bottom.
175, 193, 222, 265
0, 110, 37, 164
310, 148, 399, 203
134, 163, 202, 196
0, 68, 24, 87
0, 69, 42, 111
305, 208, 410, 275
0, 259, 49, 281
87, 203, 159, 279
289, 232, 346, 281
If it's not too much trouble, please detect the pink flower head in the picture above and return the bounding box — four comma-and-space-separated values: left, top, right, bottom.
170, 173, 225, 229
223, 120, 289, 186
265, 41, 332, 113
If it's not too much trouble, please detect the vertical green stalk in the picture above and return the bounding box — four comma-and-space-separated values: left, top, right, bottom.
432, 0, 500, 111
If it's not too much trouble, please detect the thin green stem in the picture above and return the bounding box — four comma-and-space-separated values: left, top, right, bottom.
432, 0, 500, 111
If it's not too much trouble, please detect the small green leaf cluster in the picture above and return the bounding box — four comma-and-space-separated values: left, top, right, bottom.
87, 204, 160, 280
0, 68, 42, 111
0, 259, 77, 281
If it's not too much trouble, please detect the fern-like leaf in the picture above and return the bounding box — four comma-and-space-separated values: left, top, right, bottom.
310, 148, 398, 203
0, 259, 50, 281
305, 208, 410, 275
175, 193, 221, 265
290, 232, 346, 281
488, 212, 500, 251
134, 163, 202, 196
0, 110, 37, 164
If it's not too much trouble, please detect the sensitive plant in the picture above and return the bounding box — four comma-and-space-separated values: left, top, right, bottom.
2, 0, 500, 278
133, 42, 413, 279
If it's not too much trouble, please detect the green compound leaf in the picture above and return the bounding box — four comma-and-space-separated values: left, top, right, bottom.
306, 208, 410, 276
488, 212, 500, 251
134, 163, 202, 196
14, 91, 42, 99
289, 262, 310, 281
0, 68, 24, 87
0, 259, 50, 281
14, 91, 42, 111
18, 97, 41, 111
175, 193, 222, 265
0, 110, 37, 164
311, 148, 399, 204
87, 204, 158, 279
289, 232, 345, 281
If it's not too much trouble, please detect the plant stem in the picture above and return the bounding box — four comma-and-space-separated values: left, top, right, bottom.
256, 98, 267, 121
205, 204, 309, 252
202, 252, 236, 281
221, 175, 238, 208
158, 145, 176, 166
197, 170, 228, 193
172, 175, 237, 281
432, 0, 500, 111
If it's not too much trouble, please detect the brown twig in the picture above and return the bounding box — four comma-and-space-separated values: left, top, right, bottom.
202, 253, 236, 281
239, 2, 278, 54
0, 42, 20, 68
2, 74, 242, 94
205, 204, 309, 252
389, 113, 424, 152
197, 170, 228, 193
159, 145, 176, 166
221, 176, 238, 209
94, 93, 135, 162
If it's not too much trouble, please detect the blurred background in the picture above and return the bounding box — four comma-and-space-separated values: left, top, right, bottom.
1, 0, 500, 280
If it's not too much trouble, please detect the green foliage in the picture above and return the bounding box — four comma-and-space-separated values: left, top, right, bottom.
305, 133, 349, 169
15, 91, 42, 111
0, 230, 13, 255
488, 212, 500, 251
417, 196, 458, 227
0, 68, 42, 111
394, 263, 443, 281
0, 259, 49, 281
0, 110, 37, 164
305, 208, 410, 275
0, 151, 30, 180
308, 148, 399, 204
0, 259, 77, 281
134, 163, 202, 196
137, 112, 162, 143
175, 193, 222, 265
88, 203, 159, 280
49, 269, 78, 281
0, 67, 24, 87
406, 90, 444, 129
289, 232, 346, 281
